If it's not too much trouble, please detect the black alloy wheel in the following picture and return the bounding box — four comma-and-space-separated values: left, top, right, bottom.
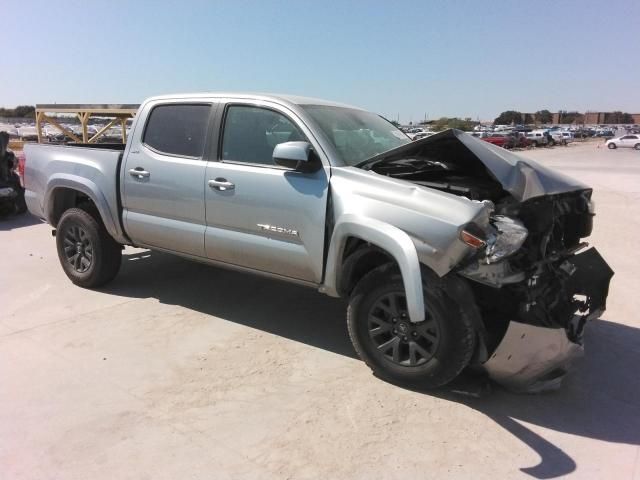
347, 263, 477, 388
56, 207, 122, 288
367, 292, 440, 367
62, 224, 94, 273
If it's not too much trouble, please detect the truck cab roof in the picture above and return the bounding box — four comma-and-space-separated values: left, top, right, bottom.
145, 92, 363, 111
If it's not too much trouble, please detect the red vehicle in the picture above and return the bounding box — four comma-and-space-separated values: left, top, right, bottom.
482, 133, 515, 149
514, 133, 531, 148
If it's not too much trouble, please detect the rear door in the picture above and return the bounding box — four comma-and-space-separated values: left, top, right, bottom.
203, 100, 330, 283
122, 101, 215, 256
620, 135, 638, 147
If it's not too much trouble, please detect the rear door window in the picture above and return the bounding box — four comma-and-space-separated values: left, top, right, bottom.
143, 104, 211, 158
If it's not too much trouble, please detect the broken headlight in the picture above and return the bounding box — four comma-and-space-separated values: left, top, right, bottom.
485, 216, 528, 264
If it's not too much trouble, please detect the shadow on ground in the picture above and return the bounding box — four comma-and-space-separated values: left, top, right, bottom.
103, 250, 639, 479
0, 212, 42, 231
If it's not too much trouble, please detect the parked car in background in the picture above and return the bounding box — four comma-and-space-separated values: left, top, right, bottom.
17, 126, 39, 141
405, 127, 426, 140
512, 133, 530, 148
525, 130, 549, 147
413, 131, 435, 140
549, 131, 567, 145
596, 128, 615, 137
560, 132, 574, 144
606, 134, 640, 150
572, 128, 595, 139
482, 133, 515, 149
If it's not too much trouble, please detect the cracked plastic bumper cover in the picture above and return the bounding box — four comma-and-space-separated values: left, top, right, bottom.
481, 248, 613, 392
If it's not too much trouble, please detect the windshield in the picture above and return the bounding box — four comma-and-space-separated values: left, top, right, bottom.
301, 105, 411, 166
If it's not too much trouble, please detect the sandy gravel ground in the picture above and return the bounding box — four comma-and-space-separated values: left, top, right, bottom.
1, 140, 639, 479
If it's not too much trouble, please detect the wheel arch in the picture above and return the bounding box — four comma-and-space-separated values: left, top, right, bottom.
45, 175, 119, 240
321, 214, 425, 323
337, 240, 396, 297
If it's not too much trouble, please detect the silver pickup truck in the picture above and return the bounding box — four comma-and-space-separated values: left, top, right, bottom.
24, 93, 613, 392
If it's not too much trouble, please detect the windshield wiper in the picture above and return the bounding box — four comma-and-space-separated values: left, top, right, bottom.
354, 156, 381, 170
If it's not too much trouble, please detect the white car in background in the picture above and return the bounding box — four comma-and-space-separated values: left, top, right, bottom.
405, 127, 427, 140
525, 130, 549, 146
606, 134, 640, 150
413, 131, 435, 140
560, 132, 574, 144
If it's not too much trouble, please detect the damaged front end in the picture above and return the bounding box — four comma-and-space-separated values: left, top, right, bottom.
362, 129, 614, 392
460, 191, 614, 392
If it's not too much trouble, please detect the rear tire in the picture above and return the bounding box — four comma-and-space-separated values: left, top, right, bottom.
56, 208, 122, 288
634, 143, 640, 150
347, 264, 476, 388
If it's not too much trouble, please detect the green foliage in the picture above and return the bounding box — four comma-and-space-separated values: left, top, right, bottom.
557, 111, 583, 124
0, 105, 36, 118
494, 110, 523, 125
432, 117, 477, 132
604, 111, 634, 124
534, 110, 553, 123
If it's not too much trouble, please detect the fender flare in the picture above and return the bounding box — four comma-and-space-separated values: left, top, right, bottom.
321, 213, 425, 323
45, 174, 120, 239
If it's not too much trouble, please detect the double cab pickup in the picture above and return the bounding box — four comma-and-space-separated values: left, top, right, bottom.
24, 93, 613, 391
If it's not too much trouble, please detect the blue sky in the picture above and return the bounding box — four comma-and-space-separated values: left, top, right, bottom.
3, 0, 638, 121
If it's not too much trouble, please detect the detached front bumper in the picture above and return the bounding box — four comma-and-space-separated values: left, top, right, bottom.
481, 248, 613, 392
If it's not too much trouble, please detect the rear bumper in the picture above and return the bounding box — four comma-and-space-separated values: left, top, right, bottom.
481, 247, 613, 392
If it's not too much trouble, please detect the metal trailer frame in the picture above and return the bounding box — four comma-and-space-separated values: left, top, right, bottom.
35, 104, 139, 144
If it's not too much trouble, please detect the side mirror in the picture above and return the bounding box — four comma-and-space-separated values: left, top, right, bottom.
273, 141, 318, 172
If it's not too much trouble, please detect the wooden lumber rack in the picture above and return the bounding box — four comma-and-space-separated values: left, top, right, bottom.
35, 104, 139, 144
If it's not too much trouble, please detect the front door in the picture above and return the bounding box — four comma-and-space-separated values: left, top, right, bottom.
122, 102, 214, 257
204, 102, 329, 283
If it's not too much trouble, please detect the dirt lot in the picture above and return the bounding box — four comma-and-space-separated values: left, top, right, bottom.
1, 141, 639, 479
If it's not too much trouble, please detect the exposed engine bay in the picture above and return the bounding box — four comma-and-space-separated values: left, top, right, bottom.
361, 129, 614, 391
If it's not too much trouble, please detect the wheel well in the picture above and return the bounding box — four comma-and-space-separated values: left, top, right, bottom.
49, 188, 98, 227
338, 237, 396, 297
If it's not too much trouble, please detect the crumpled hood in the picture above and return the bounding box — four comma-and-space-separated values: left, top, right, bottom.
362, 129, 589, 201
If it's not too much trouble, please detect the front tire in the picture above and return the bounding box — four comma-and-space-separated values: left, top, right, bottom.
347, 264, 476, 388
56, 208, 122, 288
608, 142, 617, 149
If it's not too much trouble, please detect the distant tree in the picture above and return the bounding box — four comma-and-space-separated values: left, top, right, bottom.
557, 111, 583, 124
0, 105, 36, 118
523, 113, 534, 124
604, 111, 634, 124
432, 117, 477, 132
534, 110, 553, 123
13, 105, 35, 118
494, 110, 523, 125
620, 112, 634, 123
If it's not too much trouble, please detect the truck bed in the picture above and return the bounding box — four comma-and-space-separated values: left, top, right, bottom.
65, 143, 127, 151
23, 143, 126, 242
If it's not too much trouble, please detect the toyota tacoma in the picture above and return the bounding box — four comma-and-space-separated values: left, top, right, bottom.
23, 93, 613, 391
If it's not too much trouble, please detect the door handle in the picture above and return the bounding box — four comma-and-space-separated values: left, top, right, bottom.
129, 168, 150, 178
208, 178, 235, 191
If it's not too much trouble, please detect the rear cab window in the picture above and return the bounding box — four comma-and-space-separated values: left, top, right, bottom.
143, 104, 211, 158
